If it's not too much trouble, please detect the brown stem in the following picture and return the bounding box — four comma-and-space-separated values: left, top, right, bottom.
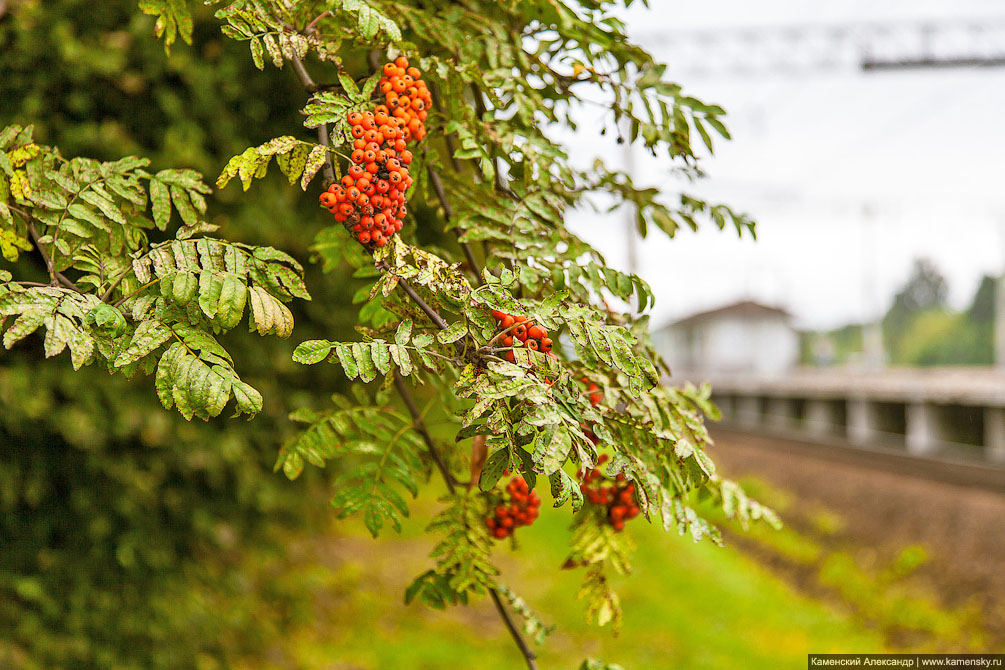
468, 434, 487, 492
290, 53, 318, 92
443, 131, 464, 173
290, 53, 336, 186
112, 278, 161, 308
98, 270, 127, 303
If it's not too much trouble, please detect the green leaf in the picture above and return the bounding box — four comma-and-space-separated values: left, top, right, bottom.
395, 318, 412, 348
170, 186, 198, 227
114, 320, 172, 367
294, 339, 334, 365
335, 343, 359, 379
370, 341, 391, 375
248, 286, 294, 338
232, 379, 264, 417
250, 35, 265, 70
80, 189, 125, 225
338, 72, 360, 97
354, 341, 377, 382
198, 271, 224, 318
216, 274, 247, 329
388, 343, 412, 376
436, 320, 467, 344
300, 144, 328, 190
478, 447, 509, 491
149, 178, 171, 230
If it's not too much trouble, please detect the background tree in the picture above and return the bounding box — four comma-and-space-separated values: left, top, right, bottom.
0, 1, 773, 668
883, 258, 949, 348
1, 3, 358, 667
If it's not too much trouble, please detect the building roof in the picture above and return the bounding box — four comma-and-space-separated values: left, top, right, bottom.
664, 300, 792, 329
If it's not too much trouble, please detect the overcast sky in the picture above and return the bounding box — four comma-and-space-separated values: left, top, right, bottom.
565, 0, 1005, 330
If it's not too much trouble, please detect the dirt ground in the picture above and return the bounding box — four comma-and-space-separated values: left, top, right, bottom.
708, 428, 1005, 647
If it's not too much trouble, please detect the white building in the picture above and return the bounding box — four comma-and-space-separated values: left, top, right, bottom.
653, 301, 799, 377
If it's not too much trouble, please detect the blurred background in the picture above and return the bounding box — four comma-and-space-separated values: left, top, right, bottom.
1, 1, 1004, 669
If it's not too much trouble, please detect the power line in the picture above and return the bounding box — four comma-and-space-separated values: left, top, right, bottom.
636, 20, 1005, 77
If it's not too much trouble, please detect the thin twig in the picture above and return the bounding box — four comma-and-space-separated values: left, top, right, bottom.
290, 53, 336, 185
290, 54, 318, 92
470, 83, 508, 195
314, 123, 336, 186
25, 220, 79, 291
393, 371, 458, 493
98, 270, 127, 303
443, 131, 464, 173
426, 166, 481, 282
391, 270, 450, 330
304, 10, 331, 35
489, 589, 539, 670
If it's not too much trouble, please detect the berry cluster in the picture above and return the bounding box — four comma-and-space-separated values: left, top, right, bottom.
485, 476, 541, 540
379, 56, 432, 143
582, 377, 603, 407
318, 108, 414, 248
490, 310, 553, 363
578, 454, 641, 532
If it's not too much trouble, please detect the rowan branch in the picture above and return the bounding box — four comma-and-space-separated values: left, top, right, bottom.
385, 277, 539, 670
392, 372, 538, 670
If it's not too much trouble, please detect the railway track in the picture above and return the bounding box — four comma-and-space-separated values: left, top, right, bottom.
711, 424, 1005, 495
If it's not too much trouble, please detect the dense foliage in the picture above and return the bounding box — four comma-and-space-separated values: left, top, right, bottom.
1, 1, 775, 667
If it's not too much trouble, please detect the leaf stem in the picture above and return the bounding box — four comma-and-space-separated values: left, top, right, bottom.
99, 270, 128, 303
112, 278, 161, 308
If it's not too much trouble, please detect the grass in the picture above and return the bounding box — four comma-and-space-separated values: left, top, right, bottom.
231, 488, 885, 670
693, 478, 990, 653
